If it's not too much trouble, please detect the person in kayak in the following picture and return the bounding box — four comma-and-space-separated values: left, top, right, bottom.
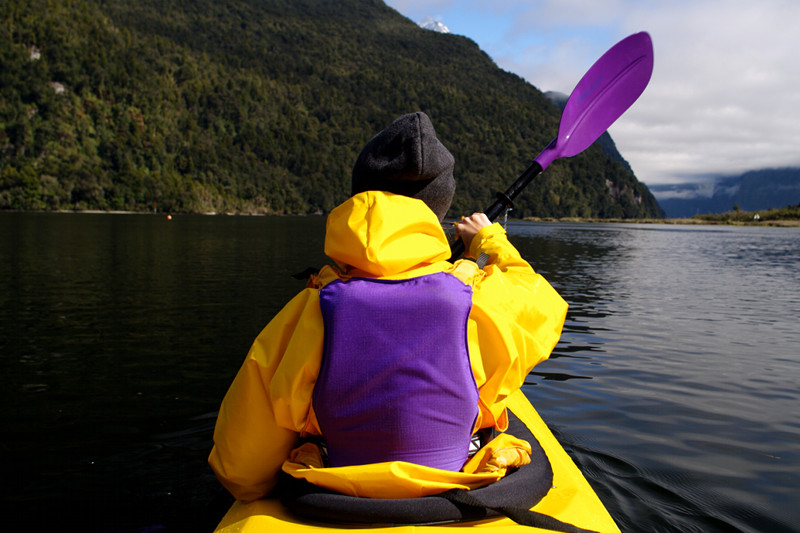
208, 112, 568, 501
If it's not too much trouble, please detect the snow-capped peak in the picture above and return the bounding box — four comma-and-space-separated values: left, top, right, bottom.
418, 16, 450, 34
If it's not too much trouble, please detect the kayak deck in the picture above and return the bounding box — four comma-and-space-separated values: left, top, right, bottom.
214, 390, 619, 532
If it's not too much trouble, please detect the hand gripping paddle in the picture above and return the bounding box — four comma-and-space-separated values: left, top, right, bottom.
450, 31, 654, 261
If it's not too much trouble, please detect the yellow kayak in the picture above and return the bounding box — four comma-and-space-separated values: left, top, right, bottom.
214, 389, 619, 532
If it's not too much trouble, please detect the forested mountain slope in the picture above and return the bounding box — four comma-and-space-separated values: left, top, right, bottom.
1, 0, 664, 218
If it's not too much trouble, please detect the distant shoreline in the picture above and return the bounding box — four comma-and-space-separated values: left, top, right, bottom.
522, 217, 800, 227
5, 209, 799, 227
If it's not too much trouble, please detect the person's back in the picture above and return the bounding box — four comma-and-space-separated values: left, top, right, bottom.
312, 111, 476, 471
208, 111, 568, 502
314, 273, 478, 471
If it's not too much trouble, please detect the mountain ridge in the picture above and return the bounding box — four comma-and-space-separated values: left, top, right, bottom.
419, 17, 451, 34
650, 168, 800, 217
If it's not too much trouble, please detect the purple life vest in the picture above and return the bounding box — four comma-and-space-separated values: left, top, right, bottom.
313, 272, 479, 472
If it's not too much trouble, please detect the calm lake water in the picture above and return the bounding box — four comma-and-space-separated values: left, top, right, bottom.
2, 212, 798, 532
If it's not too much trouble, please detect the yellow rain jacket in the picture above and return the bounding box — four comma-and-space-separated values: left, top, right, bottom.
209, 191, 568, 502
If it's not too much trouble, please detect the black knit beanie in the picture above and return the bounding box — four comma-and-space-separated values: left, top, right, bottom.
351, 112, 455, 220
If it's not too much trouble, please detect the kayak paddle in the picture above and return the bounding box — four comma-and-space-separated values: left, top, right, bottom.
451, 31, 654, 261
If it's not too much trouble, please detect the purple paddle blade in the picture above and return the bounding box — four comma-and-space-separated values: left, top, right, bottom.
450, 32, 654, 261
535, 32, 654, 170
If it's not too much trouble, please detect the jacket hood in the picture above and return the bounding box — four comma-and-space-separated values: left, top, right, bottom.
324, 191, 450, 277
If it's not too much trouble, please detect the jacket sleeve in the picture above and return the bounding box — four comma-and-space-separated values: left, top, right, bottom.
208, 288, 324, 502
466, 223, 568, 430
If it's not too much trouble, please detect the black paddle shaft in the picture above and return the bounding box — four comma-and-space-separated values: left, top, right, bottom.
449, 160, 543, 261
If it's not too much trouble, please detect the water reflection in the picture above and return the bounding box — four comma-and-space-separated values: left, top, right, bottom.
2, 214, 799, 532
1, 212, 328, 531
508, 222, 800, 533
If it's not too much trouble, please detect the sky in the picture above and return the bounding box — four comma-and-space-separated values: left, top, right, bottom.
384, 0, 800, 188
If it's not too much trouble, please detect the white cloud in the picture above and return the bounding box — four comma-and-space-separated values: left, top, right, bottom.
385, 0, 800, 185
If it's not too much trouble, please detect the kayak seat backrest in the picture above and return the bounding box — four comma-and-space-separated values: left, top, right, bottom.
279, 409, 554, 525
